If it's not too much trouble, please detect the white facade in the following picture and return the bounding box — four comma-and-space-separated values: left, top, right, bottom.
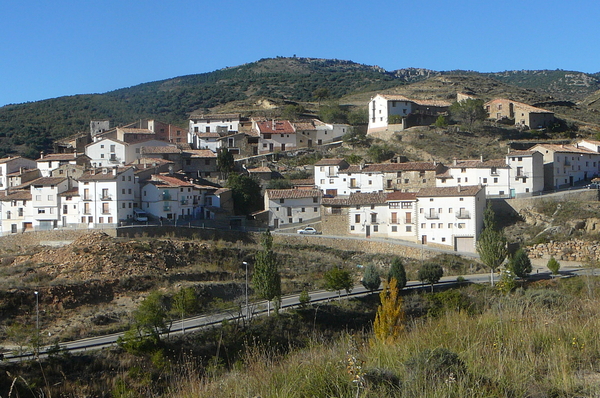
436, 159, 511, 197
0, 191, 33, 235
78, 167, 138, 226
531, 143, 600, 190
30, 177, 72, 230
506, 151, 544, 196
264, 189, 321, 228
141, 175, 199, 221
188, 114, 241, 146
86, 138, 175, 167
416, 186, 486, 252
313, 159, 349, 196
0, 157, 37, 190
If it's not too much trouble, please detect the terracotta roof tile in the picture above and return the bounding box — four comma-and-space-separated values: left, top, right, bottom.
0, 190, 32, 201
150, 174, 194, 187
448, 159, 508, 169
314, 158, 348, 166
256, 120, 295, 134
417, 185, 483, 197
183, 150, 217, 158
386, 191, 417, 201
266, 189, 321, 200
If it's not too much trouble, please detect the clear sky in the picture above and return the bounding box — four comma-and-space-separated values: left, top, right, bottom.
1, 0, 599, 107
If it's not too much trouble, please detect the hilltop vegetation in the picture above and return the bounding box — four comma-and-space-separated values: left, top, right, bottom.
1, 57, 600, 158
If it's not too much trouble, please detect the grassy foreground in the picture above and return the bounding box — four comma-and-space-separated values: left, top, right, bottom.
169, 277, 600, 398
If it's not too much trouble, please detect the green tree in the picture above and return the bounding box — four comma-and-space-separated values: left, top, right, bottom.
312, 88, 330, 105
216, 148, 235, 178
347, 108, 368, 126
266, 178, 293, 189
547, 257, 561, 275
318, 103, 347, 123
282, 104, 305, 120
171, 287, 197, 331
226, 173, 263, 215
342, 127, 369, 148
510, 249, 532, 278
367, 144, 395, 162
128, 291, 169, 345
361, 264, 381, 293
434, 115, 448, 128
418, 263, 444, 292
388, 257, 407, 290
373, 278, 404, 344
449, 98, 487, 129
298, 289, 311, 308
253, 231, 281, 315
476, 202, 508, 286
388, 114, 403, 124
324, 267, 353, 297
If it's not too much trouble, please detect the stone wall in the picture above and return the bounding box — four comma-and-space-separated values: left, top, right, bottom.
0, 228, 116, 251
273, 234, 443, 261
116, 226, 257, 244
527, 239, 600, 262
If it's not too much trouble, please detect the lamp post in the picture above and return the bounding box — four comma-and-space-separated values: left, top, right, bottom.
34, 291, 39, 354
242, 261, 248, 319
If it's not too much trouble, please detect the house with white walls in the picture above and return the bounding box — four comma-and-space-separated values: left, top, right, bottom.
29, 177, 73, 230
78, 166, 138, 226
86, 138, 176, 167
436, 158, 510, 197
141, 174, 198, 221
254, 120, 296, 154
294, 119, 348, 148
264, 189, 321, 228
313, 158, 350, 197
416, 185, 486, 252
530, 143, 600, 190
188, 114, 241, 148
36, 153, 89, 177
0, 190, 33, 235
367, 94, 450, 134
0, 156, 38, 190
506, 150, 544, 196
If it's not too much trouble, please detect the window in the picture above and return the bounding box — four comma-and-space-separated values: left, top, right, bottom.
441, 237, 446, 242
421, 223, 425, 228
483, 178, 487, 183
406, 226, 412, 232
313, 197, 318, 203
457, 178, 461, 183
401, 202, 411, 209
494, 178, 498, 183
373, 225, 378, 232
320, 179, 325, 184
314, 207, 318, 212
458, 223, 466, 229
47, 195, 53, 201
392, 226, 397, 232
355, 214, 361, 223
459, 198, 464, 201
448, 223, 452, 228
438, 223, 443, 228
301, 208, 305, 213
404, 179, 409, 184
371, 213, 377, 223
280, 199, 284, 204
431, 223, 436, 228
102, 203, 110, 214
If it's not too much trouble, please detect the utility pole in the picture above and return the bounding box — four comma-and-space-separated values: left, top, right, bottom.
243, 261, 249, 319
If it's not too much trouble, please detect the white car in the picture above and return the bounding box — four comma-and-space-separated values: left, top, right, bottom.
297, 227, 321, 235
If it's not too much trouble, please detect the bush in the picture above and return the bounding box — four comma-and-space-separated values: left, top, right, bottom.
405, 348, 466, 381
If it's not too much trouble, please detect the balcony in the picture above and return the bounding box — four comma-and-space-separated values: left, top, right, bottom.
424, 212, 439, 220
163, 205, 171, 212
456, 210, 471, 219
180, 199, 189, 205
100, 195, 112, 201
83, 196, 92, 201
162, 193, 172, 201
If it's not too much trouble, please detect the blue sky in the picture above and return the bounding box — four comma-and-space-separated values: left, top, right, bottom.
1, 0, 599, 107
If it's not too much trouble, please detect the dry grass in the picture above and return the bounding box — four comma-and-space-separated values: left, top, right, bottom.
169, 278, 600, 398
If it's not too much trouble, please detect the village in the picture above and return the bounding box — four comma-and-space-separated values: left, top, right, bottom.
1, 93, 599, 254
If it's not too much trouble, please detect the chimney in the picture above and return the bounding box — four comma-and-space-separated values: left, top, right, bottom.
112, 166, 118, 176
457, 184, 461, 193
480, 154, 483, 162
453, 157, 457, 166
168, 165, 174, 176
102, 167, 108, 174
91, 168, 96, 176
40, 151, 44, 159
73, 150, 77, 158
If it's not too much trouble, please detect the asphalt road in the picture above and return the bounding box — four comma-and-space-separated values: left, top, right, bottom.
1, 264, 589, 362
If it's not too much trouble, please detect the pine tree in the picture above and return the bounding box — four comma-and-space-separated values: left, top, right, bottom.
388, 257, 407, 290
361, 264, 381, 293
373, 278, 404, 344
252, 231, 281, 315
476, 202, 508, 286
510, 248, 532, 278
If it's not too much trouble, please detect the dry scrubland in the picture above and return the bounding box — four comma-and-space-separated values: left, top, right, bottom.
171, 278, 600, 398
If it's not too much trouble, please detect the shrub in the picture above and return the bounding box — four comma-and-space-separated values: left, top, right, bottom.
405, 348, 466, 382
547, 257, 561, 275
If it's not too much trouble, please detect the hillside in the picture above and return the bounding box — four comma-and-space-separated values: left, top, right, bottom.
1, 57, 600, 159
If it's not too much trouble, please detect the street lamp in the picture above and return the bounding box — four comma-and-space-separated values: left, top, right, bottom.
34, 291, 39, 354
242, 262, 249, 319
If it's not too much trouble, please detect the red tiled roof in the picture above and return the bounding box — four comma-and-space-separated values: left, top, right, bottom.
386, 191, 417, 201
448, 159, 508, 169
256, 120, 295, 134
184, 150, 217, 158
0, 190, 32, 201
531, 144, 597, 154
266, 189, 321, 200
37, 153, 86, 161
150, 174, 194, 187
417, 185, 483, 197
314, 158, 347, 166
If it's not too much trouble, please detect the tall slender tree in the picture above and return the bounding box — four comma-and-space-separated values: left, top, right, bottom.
252, 230, 281, 316
373, 278, 404, 344
362, 264, 381, 293
388, 257, 407, 290
476, 202, 508, 286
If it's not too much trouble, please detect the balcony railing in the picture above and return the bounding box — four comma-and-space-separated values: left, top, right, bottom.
163, 205, 171, 212
162, 194, 172, 201
424, 212, 439, 219
456, 211, 471, 219
180, 199, 189, 205
100, 195, 112, 201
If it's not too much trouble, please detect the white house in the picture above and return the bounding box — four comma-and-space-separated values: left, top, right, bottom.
506, 150, 544, 196
436, 158, 511, 197
29, 177, 73, 230
313, 158, 350, 196
294, 119, 348, 148
78, 166, 138, 226
254, 120, 297, 154
193, 132, 221, 152
416, 185, 486, 252
0, 156, 37, 190
36, 153, 89, 177
188, 114, 241, 147
86, 138, 176, 167
141, 174, 198, 221
0, 190, 33, 235
367, 94, 450, 134
264, 189, 321, 229
530, 143, 600, 190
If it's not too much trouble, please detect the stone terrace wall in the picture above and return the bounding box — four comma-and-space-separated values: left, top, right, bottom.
0, 228, 116, 251
527, 240, 600, 262
273, 234, 444, 261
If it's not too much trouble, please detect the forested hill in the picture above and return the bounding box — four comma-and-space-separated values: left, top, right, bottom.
0, 56, 599, 158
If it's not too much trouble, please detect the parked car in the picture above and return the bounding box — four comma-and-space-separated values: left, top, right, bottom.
297, 227, 321, 235
133, 209, 149, 222
586, 183, 599, 189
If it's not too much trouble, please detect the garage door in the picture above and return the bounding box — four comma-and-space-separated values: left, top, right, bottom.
455, 237, 475, 253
